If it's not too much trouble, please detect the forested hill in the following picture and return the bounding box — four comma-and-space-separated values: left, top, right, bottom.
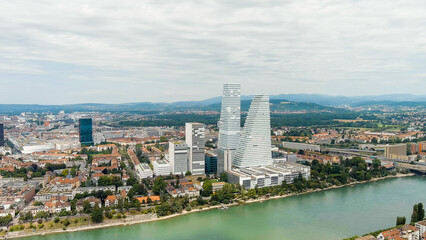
0, 99, 345, 113
205, 99, 345, 112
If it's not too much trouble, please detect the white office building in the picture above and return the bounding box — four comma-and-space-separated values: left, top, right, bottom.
185, 123, 206, 175
135, 163, 153, 179
169, 141, 189, 175
153, 159, 171, 176
217, 83, 241, 174
233, 94, 272, 168
227, 162, 310, 189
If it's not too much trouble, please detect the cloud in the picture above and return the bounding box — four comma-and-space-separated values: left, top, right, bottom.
0, 0, 425, 104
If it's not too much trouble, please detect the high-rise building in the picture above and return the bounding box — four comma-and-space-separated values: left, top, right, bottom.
205, 151, 218, 175
0, 123, 4, 147
233, 94, 272, 168
169, 141, 189, 175
217, 83, 241, 174
79, 119, 93, 146
153, 159, 171, 176
384, 144, 407, 159
185, 122, 206, 175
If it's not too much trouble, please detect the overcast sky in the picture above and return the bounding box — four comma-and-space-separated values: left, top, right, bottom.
0, 0, 425, 104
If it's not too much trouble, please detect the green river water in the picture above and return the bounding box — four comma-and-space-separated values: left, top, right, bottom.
22, 176, 425, 240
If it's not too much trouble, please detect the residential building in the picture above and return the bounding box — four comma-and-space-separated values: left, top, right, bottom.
168, 141, 189, 175
153, 159, 171, 176
377, 224, 418, 240
79, 118, 93, 146
185, 122, 206, 175
416, 220, 426, 239
217, 83, 241, 174
136, 196, 160, 204
76, 197, 102, 212
384, 144, 407, 159
233, 94, 272, 168
44, 196, 71, 213
105, 195, 118, 207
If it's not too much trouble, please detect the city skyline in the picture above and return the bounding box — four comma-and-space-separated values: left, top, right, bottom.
1, 1, 426, 104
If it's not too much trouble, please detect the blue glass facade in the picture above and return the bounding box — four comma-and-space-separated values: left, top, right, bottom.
0, 123, 4, 146
79, 119, 93, 146
205, 153, 217, 174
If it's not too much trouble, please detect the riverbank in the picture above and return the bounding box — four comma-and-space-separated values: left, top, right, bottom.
4, 173, 416, 240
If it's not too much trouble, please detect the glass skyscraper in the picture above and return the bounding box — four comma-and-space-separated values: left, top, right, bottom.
218, 83, 241, 150
233, 94, 272, 168
0, 123, 4, 147
205, 152, 218, 174
217, 83, 241, 174
79, 118, 93, 146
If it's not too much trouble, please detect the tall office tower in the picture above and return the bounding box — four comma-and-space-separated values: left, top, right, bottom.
233, 94, 272, 168
169, 141, 189, 175
185, 122, 206, 175
0, 123, 4, 146
217, 83, 241, 174
79, 119, 93, 146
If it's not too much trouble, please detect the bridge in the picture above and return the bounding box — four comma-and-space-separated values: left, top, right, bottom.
396, 162, 426, 174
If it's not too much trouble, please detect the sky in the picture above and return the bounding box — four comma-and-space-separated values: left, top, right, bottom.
0, 0, 426, 104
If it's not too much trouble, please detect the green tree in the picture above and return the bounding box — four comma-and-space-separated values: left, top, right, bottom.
83, 200, 92, 214
219, 172, 228, 182
411, 204, 419, 223
396, 216, 406, 226
91, 205, 103, 223
418, 203, 425, 221
201, 181, 213, 197
62, 169, 69, 177
372, 159, 381, 170
153, 177, 167, 195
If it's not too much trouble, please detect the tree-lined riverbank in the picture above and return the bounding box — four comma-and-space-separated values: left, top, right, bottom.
5, 173, 420, 240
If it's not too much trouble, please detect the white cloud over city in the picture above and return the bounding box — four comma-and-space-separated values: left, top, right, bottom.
0, 0, 425, 104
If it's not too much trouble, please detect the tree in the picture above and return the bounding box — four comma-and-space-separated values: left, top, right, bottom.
153, 177, 167, 195
71, 168, 77, 177
62, 219, 70, 227
202, 181, 213, 197
185, 171, 192, 176
61, 169, 69, 177
219, 172, 228, 182
127, 177, 137, 186
396, 216, 406, 226
418, 203, 425, 221
83, 200, 92, 214
132, 198, 141, 210
412, 204, 419, 223
0, 214, 12, 226
372, 159, 381, 170
91, 205, 103, 223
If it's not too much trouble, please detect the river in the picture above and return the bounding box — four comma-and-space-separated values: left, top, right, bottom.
21, 176, 425, 240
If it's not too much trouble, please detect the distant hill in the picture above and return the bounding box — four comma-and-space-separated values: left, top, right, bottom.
0, 99, 344, 113
203, 99, 342, 112
352, 101, 426, 108
1, 93, 425, 113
